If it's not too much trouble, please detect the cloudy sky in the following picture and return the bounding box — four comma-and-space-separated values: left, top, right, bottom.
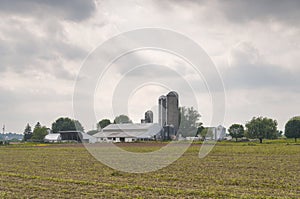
1, 0, 300, 133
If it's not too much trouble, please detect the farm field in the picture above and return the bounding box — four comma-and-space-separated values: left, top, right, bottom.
0, 141, 299, 198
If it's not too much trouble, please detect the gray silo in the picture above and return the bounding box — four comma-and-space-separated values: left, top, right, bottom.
166, 91, 179, 131
158, 95, 167, 126
145, 110, 153, 123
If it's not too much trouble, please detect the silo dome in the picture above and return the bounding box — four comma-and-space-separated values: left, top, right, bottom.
159, 95, 166, 100
167, 91, 178, 98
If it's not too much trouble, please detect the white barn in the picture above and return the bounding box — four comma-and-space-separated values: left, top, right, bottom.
94, 123, 163, 143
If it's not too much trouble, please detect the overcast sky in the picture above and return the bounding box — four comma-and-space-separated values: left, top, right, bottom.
1, 0, 300, 133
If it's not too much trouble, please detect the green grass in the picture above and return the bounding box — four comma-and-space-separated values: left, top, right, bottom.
0, 141, 299, 198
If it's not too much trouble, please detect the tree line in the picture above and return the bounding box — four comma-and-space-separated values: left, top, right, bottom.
228, 116, 300, 143
22, 111, 300, 143
23, 117, 84, 142
23, 115, 133, 141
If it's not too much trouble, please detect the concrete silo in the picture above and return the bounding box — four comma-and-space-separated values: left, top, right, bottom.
158, 95, 167, 126
166, 91, 179, 131
145, 110, 153, 123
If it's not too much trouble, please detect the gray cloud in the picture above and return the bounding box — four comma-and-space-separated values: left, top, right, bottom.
217, 0, 300, 25
0, 39, 84, 80
0, 16, 87, 79
222, 63, 300, 92
155, 0, 300, 26
0, 0, 96, 21
222, 41, 300, 91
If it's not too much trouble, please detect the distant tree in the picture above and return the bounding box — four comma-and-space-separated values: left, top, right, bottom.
51, 117, 84, 133
178, 107, 201, 137
24, 123, 32, 133
74, 120, 84, 132
277, 130, 283, 138
97, 119, 111, 130
10, 138, 20, 142
113, 115, 132, 124
197, 122, 204, 136
31, 122, 48, 141
23, 123, 32, 141
35, 122, 41, 129
228, 124, 244, 142
245, 117, 278, 143
285, 116, 300, 142
198, 127, 215, 140
199, 127, 208, 140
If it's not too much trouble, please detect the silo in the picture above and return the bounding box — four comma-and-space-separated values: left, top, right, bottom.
145, 110, 153, 123
158, 95, 167, 126
166, 91, 179, 131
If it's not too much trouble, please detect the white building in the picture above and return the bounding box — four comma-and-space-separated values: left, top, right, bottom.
44, 131, 96, 143
205, 125, 226, 140
44, 133, 61, 143
94, 123, 163, 143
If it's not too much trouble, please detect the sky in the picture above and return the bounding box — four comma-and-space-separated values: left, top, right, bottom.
1, 0, 300, 133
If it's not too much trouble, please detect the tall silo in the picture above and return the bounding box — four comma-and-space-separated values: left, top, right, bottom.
166, 91, 179, 131
158, 95, 167, 126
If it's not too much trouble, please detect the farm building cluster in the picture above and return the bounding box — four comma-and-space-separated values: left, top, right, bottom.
44, 91, 226, 143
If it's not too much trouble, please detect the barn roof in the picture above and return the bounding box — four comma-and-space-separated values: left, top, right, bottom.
94, 123, 162, 139
44, 133, 61, 140
103, 123, 154, 131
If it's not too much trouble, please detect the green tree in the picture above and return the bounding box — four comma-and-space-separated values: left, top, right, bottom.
35, 122, 41, 129
97, 119, 111, 130
74, 120, 84, 132
51, 117, 84, 133
228, 124, 244, 142
198, 127, 215, 140
23, 123, 32, 141
285, 116, 300, 142
245, 117, 278, 143
31, 122, 48, 141
113, 115, 132, 124
197, 122, 204, 136
199, 127, 208, 140
178, 107, 201, 137
277, 130, 283, 138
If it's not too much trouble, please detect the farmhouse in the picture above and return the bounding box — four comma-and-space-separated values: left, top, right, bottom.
94, 123, 163, 143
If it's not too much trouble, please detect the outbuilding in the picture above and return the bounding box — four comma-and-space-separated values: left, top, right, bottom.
44, 133, 61, 143
94, 123, 163, 143
58, 131, 97, 143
